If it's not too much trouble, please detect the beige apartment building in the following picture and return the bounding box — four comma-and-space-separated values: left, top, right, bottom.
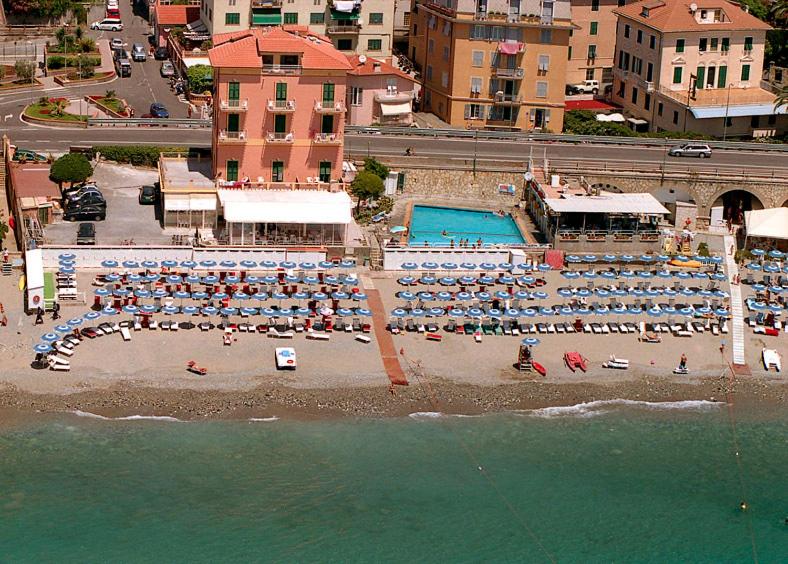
611, 0, 786, 137
409, 0, 573, 131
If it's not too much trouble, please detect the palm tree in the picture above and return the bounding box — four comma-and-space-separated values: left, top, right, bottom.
770, 0, 787, 23
54, 28, 67, 49
775, 84, 788, 110
105, 89, 116, 101
74, 26, 84, 41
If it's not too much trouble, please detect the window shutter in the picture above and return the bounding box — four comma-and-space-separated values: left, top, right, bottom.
464, 104, 471, 119
695, 66, 705, 89
490, 51, 499, 67
717, 65, 727, 88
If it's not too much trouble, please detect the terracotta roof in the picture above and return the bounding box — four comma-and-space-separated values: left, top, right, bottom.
613, 0, 771, 32
345, 55, 415, 82
155, 4, 200, 26
8, 163, 60, 200
210, 27, 352, 70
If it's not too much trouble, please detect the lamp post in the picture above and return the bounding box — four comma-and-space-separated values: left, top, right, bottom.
722, 83, 732, 141
472, 128, 478, 177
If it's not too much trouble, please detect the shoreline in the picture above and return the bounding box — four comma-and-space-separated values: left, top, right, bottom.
1, 374, 786, 426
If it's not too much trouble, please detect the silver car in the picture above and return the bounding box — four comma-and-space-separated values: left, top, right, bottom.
131, 43, 147, 62
160, 61, 175, 77
668, 143, 712, 158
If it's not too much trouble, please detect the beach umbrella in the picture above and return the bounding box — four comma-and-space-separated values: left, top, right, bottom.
106, 274, 122, 283
709, 256, 724, 264
140, 260, 158, 269
64, 316, 84, 327
317, 261, 335, 270
436, 291, 452, 301
127, 273, 144, 284
749, 301, 766, 311
260, 275, 278, 285
219, 260, 237, 269
101, 307, 118, 316
558, 289, 573, 299
645, 289, 661, 298
240, 307, 258, 316
409, 308, 425, 318
537, 264, 551, 272
479, 263, 497, 271
275, 261, 294, 270
58, 252, 77, 261
620, 270, 636, 279
399, 291, 416, 301
233, 291, 250, 302
521, 308, 537, 317
612, 289, 628, 298
166, 274, 182, 285
640, 255, 655, 263
291, 307, 310, 317
499, 275, 515, 285
513, 290, 530, 300
694, 271, 709, 279
237, 260, 256, 270
478, 275, 496, 286
599, 271, 616, 281
184, 274, 201, 285
559, 306, 574, 316
272, 291, 288, 302
84, 311, 101, 320
656, 270, 672, 279
467, 307, 484, 318
293, 291, 310, 301
522, 337, 540, 346
211, 291, 229, 302
401, 262, 418, 271
498, 262, 514, 271
442, 262, 459, 271
698, 289, 714, 298
675, 255, 690, 262
254, 260, 274, 270
338, 259, 355, 269
152, 289, 169, 299
355, 308, 372, 317
763, 264, 780, 273
417, 292, 435, 302
428, 307, 446, 317
679, 288, 695, 297
261, 307, 278, 318
582, 271, 597, 280
101, 259, 119, 269
220, 307, 237, 316
566, 255, 581, 263
647, 307, 662, 318
312, 291, 328, 301
144, 273, 160, 283
675, 271, 692, 280
769, 285, 783, 294
620, 255, 634, 263
190, 291, 208, 301
122, 304, 139, 314
250, 292, 268, 302
94, 288, 111, 297
460, 262, 477, 271
677, 306, 693, 316
638, 271, 653, 280
696, 306, 712, 315
662, 305, 677, 315
420, 275, 437, 285
457, 275, 476, 285
656, 254, 670, 262
767, 304, 783, 313
751, 249, 765, 257
440, 277, 457, 286
59, 259, 76, 268
596, 289, 610, 298
113, 288, 130, 298
54, 324, 72, 334
613, 305, 627, 315
421, 261, 439, 271
296, 262, 316, 271
631, 288, 645, 298
746, 262, 762, 271
162, 305, 180, 315
562, 271, 580, 281
332, 291, 350, 300
391, 308, 407, 317
34, 343, 53, 354
351, 292, 367, 301
768, 250, 784, 259
302, 276, 319, 286
752, 283, 766, 292
595, 305, 610, 315
157, 260, 177, 269
505, 308, 520, 318
576, 288, 592, 298
324, 275, 340, 286
283, 274, 300, 284
122, 260, 139, 269
539, 306, 555, 316
582, 255, 597, 263
59, 267, 76, 275
626, 306, 642, 316
715, 308, 729, 317
710, 273, 726, 281
180, 260, 197, 269
476, 291, 491, 302
494, 290, 510, 300
487, 308, 503, 318
533, 291, 548, 300
448, 308, 466, 318
713, 290, 730, 299
226, 275, 242, 285
173, 290, 191, 303
456, 291, 472, 302
518, 276, 536, 286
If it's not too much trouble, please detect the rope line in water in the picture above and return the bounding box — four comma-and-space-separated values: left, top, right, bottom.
400, 351, 557, 564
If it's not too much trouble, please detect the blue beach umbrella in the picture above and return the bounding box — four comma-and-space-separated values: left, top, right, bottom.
767, 304, 783, 313
675, 271, 692, 280
220, 260, 238, 269
417, 292, 435, 302
212, 291, 229, 301
442, 262, 459, 271
709, 256, 724, 264
391, 308, 407, 318
338, 259, 355, 269
440, 277, 457, 286
638, 271, 653, 280
220, 307, 237, 316
101, 259, 119, 269
752, 283, 766, 292
293, 291, 310, 301
122, 260, 139, 269
537, 264, 551, 272
201, 306, 219, 316
94, 288, 111, 297
558, 289, 573, 299
696, 306, 713, 315
141, 260, 159, 269
34, 343, 53, 354
185, 274, 201, 285
420, 275, 437, 285
559, 306, 574, 316
522, 337, 540, 346
180, 260, 197, 269
226, 275, 242, 285
613, 305, 627, 315
533, 291, 548, 300
152, 289, 169, 299
271, 291, 288, 301
421, 261, 439, 271
458, 275, 477, 285
764, 264, 780, 273
351, 292, 367, 301
478, 275, 496, 285
494, 290, 510, 300
312, 292, 328, 301
505, 308, 520, 318
401, 262, 418, 271
595, 305, 610, 315
582, 271, 597, 280
627, 306, 642, 315
182, 305, 199, 316
657, 254, 670, 262
662, 306, 677, 315
575, 306, 591, 316
144, 273, 160, 283
631, 288, 645, 298
499, 275, 515, 285
694, 272, 709, 279
456, 291, 472, 302
436, 291, 452, 301
324, 275, 340, 285
656, 270, 672, 279
101, 307, 118, 316
261, 308, 277, 318
640, 255, 655, 263
487, 308, 502, 318
113, 288, 130, 297
562, 271, 580, 281
715, 308, 729, 317
645, 289, 661, 298
751, 249, 765, 257
240, 260, 258, 269
127, 273, 144, 284
647, 307, 662, 317
679, 306, 694, 316
293, 307, 310, 316
58, 252, 76, 261
602, 254, 617, 263
746, 262, 762, 271
467, 308, 484, 318
479, 263, 497, 271
399, 291, 415, 301
166, 274, 182, 284
448, 308, 466, 318
122, 304, 139, 314
410, 308, 426, 318
620, 270, 636, 279
84, 311, 101, 320
428, 307, 446, 317
332, 291, 350, 300
162, 305, 180, 315
303, 276, 320, 286
318, 261, 335, 269
476, 291, 491, 302
513, 290, 530, 300
160, 260, 178, 268
240, 307, 258, 316
59, 259, 75, 268
356, 308, 372, 317
600, 271, 617, 280
261, 275, 278, 285
749, 301, 766, 311
620, 255, 634, 263
173, 290, 190, 300
257, 260, 276, 269
675, 255, 690, 262
233, 291, 249, 301
679, 288, 695, 297
583, 255, 597, 263
54, 324, 72, 333
498, 262, 514, 271
596, 289, 611, 298
566, 255, 581, 263
59, 267, 75, 275
66, 317, 84, 327
251, 292, 268, 302
710, 273, 726, 282
576, 288, 592, 298
540, 306, 556, 316
521, 308, 536, 317
460, 262, 477, 271
612, 289, 628, 298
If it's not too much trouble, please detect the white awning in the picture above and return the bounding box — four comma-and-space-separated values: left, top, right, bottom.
218, 189, 352, 224
165, 194, 217, 211
745, 208, 788, 240
690, 103, 787, 119
182, 57, 211, 68
545, 192, 669, 215
379, 101, 411, 116
25, 248, 44, 290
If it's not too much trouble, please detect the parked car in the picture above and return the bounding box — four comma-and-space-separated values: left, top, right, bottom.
149, 103, 169, 118
12, 148, 47, 162
115, 55, 132, 78
568, 80, 600, 95
110, 37, 123, 50
154, 47, 169, 60
66, 187, 103, 206
62, 183, 99, 199
76, 222, 96, 245
64, 193, 106, 222
90, 18, 123, 31
139, 185, 157, 204
131, 43, 146, 62
106, 7, 120, 19
160, 61, 175, 77
668, 143, 712, 158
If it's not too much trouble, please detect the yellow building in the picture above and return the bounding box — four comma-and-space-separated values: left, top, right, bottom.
409, 0, 573, 132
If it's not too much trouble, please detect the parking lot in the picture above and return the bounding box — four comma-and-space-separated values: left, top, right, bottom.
44, 163, 171, 245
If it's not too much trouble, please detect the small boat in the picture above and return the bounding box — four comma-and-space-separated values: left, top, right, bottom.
603, 356, 629, 370
275, 347, 297, 370
564, 351, 588, 372
532, 361, 547, 376
762, 348, 781, 372
673, 366, 689, 375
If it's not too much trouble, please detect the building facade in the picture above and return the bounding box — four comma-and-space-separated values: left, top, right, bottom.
409, 0, 572, 132
611, 0, 786, 137
346, 55, 418, 126
209, 27, 351, 185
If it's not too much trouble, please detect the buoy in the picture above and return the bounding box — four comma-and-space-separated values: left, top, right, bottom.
739, 501, 748, 511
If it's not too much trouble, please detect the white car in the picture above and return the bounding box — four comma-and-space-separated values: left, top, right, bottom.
106, 0, 119, 8
110, 37, 123, 50
275, 347, 296, 370
90, 18, 123, 31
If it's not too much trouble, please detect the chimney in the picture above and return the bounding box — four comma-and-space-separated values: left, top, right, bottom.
373, 62, 382, 73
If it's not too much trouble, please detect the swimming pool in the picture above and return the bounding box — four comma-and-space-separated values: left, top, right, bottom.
408, 205, 525, 246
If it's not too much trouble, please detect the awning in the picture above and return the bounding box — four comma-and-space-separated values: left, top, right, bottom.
627, 117, 648, 125
330, 8, 360, 20
182, 57, 211, 68
690, 103, 787, 119
332, 0, 358, 12
379, 101, 411, 116
186, 19, 207, 33
165, 194, 217, 211
218, 189, 352, 224
25, 248, 44, 290
745, 208, 788, 240
252, 9, 283, 25
498, 41, 523, 55
544, 192, 669, 215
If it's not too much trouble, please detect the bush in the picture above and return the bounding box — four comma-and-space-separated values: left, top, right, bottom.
15, 59, 36, 82
362, 157, 389, 180
696, 242, 710, 257
564, 110, 713, 140
186, 64, 213, 95
79, 38, 96, 53
90, 145, 199, 167
47, 55, 65, 69
50, 153, 93, 186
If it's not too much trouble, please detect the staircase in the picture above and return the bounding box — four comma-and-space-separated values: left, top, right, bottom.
1, 262, 11, 276
369, 245, 382, 270
724, 235, 746, 366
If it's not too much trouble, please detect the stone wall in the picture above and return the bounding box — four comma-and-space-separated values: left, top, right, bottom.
399, 168, 525, 206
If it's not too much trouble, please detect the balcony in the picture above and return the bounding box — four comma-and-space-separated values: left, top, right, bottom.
266, 131, 294, 143
423, 1, 456, 17
312, 132, 342, 145
251, 0, 281, 6
218, 130, 247, 142
314, 100, 346, 113
267, 99, 296, 112
492, 67, 524, 79
262, 64, 302, 75
326, 24, 360, 35
219, 98, 248, 111
493, 93, 522, 104
374, 91, 413, 104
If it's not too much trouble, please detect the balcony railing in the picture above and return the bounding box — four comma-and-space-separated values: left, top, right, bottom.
218, 129, 247, 142
493, 67, 524, 79
262, 64, 302, 75
374, 91, 413, 104
266, 131, 294, 143
267, 99, 296, 112
312, 132, 342, 144
493, 93, 522, 104
314, 100, 346, 113
219, 98, 248, 111
326, 24, 360, 35
251, 0, 281, 7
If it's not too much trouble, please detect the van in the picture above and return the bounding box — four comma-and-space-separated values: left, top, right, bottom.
106, 7, 120, 18
115, 55, 132, 78
90, 18, 123, 31
131, 43, 146, 62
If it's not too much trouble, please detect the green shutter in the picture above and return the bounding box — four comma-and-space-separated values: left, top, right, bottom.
322, 83, 334, 103
744, 36, 752, 50
590, 22, 598, 35
274, 114, 287, 133
717, 66, 727, 88
741, 64, 750, 81
275, 82, 287, 101
228, 82, 239, 100
226, 160, 238, 182
695, 66, 705, 89
227, 113, 239, 132
251, 9, 282, 25
676, 39, 684, 53
330, 9, 360, 20
284, 12, 298, 24
721, 38, 729, 52
272, 161, 284, 182
672, 66, 682, 84
319, 161, 331, 182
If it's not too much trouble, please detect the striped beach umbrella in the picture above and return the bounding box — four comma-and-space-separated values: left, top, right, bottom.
101, 259, 119, 268
522, 337, 540, 346
460, 262, 477, 270
122, 304, 139, 314
84, 311, 102, 320
54, 324, 72, 333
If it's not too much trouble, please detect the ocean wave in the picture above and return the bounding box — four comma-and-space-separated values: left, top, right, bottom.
408, 411, 444, 419
521, 399, 723, 419
70, 410, 183, 422
248, 417, 280, 422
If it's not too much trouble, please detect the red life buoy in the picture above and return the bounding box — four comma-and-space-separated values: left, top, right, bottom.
32, 295, 40, 304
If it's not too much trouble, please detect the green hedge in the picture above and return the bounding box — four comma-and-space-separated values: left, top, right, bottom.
47, 54, 100, 70
90, 145, 207, 167
564, 110, 713, 140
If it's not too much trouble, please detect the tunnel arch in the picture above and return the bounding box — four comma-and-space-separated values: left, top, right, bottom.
708, 188, 765, 223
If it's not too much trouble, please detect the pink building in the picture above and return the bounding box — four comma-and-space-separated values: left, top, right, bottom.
345, 55, 417, 126
209, 27, 352, 186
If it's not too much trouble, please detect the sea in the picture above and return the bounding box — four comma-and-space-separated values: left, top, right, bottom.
1, 400, 787, 563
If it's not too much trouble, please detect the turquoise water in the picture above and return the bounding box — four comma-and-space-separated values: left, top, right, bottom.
2, 403, 787, 562
409, 205, 525, 245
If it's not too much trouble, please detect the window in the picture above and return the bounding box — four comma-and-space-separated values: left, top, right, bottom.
751, 115, 760, 128
441, 71, 449, 88
568, 46, 572, 59
367, 39, 382, 51
768, 114, 776, 125
695, 66, 705, 89
271, 161, 284, 183
464, 103, 482, 119
322, 83, 334, 103
350, 86, 363, 106
274, 114, 287, 133
649, 35, 655, 49
585, 68, 595, 80
672, 111, 679, 124
540, 29, 552, 44
225, 12, 240, 25
536, 81, 548, 97
744, 36, 753, 51
617, 81, 625, 97
310, 12, 324, 24
369, 12, 383, 25
721, 37, 729, 52
699, 38, 707, 52
318, 161, 331, 183
624, 24, 630, 38
538, 54, 550, 72
428, 39, 434, 53
470, 77, 482, 94
283, 12, 298, 24
321, 114, 334, 134
443, 20, 451, 36
676, 38, 684, 52
741, 64, 750, 81
646, 62, 653, 81
710, 38, 718, 51
591, 0, 599, 10
426, 65, 432, 80
228, 81, 239, 100
644, 93, 650, 110
617, 0, 625, 5
337, 39, 352, 50
636, 29, 642, 44
587, 44, 596, 59
658, 102, 663, 116
443, 46, 450, 61
590, 22, 598, 35
226, 160, 238, 182
631, 86, 638, 104
275, 82, 287, 101
472, 50, 484, 67
717, 65, 727, 88
227, 113, 239, 132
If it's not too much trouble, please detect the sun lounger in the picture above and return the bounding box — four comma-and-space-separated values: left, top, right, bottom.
171, 321, 180, 331
55, 345, 74, 357
603, 356, 630, 369
344, 320, 353, 332
753, 326, 766, 334
591, 323, 602, 334
268, 328, 281, 338
711, 323, 720, 335
721, 320, 729, 334
601, 324, 611, 334
446, 319, 456, 333
160, 320, 171, 330
294, 321, 305, 332
406, 318, 416, 332
474, 331, 482, 343
426, 322, 439, 333
417, 322, 426, 333
609, 323, 619, 333
277, 331, 294, 339
352, 318, 362, 332
120, 327, 131, 342
98, 322, 113, 335
426, 332, 442, 342
692, 322, 705, 333
306, 332, 330, 340
624, 323, 638, 333
536, 323, 547, 334
511, 324, 520, 336
133, 320, 142, 331
49, 361, 70, 371
149, 320, 158, 330
545, 323, 555, 334
199, 322, 213, 331
355, 334, 371, 343
49, 355, 70, 367
334, 319, 345, 332
583, 323, 592, 333
503, 320, 512, 335
482, 322, 493, 335
555, 323, 566, 334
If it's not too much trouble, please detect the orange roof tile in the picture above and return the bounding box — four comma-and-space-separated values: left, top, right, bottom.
613, 0, 771, 32
155, 4, 200, 26
346, 55, 415, 82
209, 27, 352, 70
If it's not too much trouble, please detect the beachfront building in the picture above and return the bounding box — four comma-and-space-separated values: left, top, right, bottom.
409, 0, 572, 131
611, 0, 787, 137
566, 0, 636, 87
346, 55, 418, 126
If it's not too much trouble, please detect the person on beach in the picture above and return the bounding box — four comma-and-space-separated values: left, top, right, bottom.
679, 353, 687, 370
2, 248, 8, 263
51, 301, 60, 320
35, 307, 44, 325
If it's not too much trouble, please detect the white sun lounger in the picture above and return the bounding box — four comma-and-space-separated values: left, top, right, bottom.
49, 362, 70, 371
355, 334, 371, 343
306, 332, 330, 340
721, 320, 729, 334
55, 345, 74, 357
49, 355, 70, 367
474, 331, 482, 343
120, 327, 131, 342
149, 320, 158, 330
171, 322, 179, 331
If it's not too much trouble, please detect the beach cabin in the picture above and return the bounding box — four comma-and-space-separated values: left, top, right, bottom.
24, 248, 46, 313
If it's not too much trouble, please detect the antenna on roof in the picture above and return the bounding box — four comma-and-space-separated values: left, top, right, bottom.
689, 2, 697, 12
358, 54, 367, 65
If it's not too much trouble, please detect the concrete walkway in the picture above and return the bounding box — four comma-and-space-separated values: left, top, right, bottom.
724, 234, 746, 366
362, 274, 408, 386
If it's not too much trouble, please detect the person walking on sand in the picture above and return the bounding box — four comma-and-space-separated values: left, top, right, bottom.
52, 301, 61, 320
679, 353, 687, 371
35, 307, 44, 325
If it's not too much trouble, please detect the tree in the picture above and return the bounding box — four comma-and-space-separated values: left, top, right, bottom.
79, 38, 96, 53
0, 66, 5, 80
74, 26, 83, 41
14, 59, 35, 83
186, 64, 213, 94
50, 153, 93, 188
350, 171, 384, 213
105, 89, 116, 100
50, 98, 68, 116
76, 53, 95, 78
776, 84, 788, 111
362, 157, 389, 180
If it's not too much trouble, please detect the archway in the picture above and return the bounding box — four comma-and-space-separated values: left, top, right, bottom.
710, 189, 765, 225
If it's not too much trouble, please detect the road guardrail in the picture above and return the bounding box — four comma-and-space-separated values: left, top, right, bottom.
87, 118, 212, 128
345, 125, 788, 153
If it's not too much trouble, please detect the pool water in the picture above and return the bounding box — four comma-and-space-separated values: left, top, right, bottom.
408, 205, 525, 246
